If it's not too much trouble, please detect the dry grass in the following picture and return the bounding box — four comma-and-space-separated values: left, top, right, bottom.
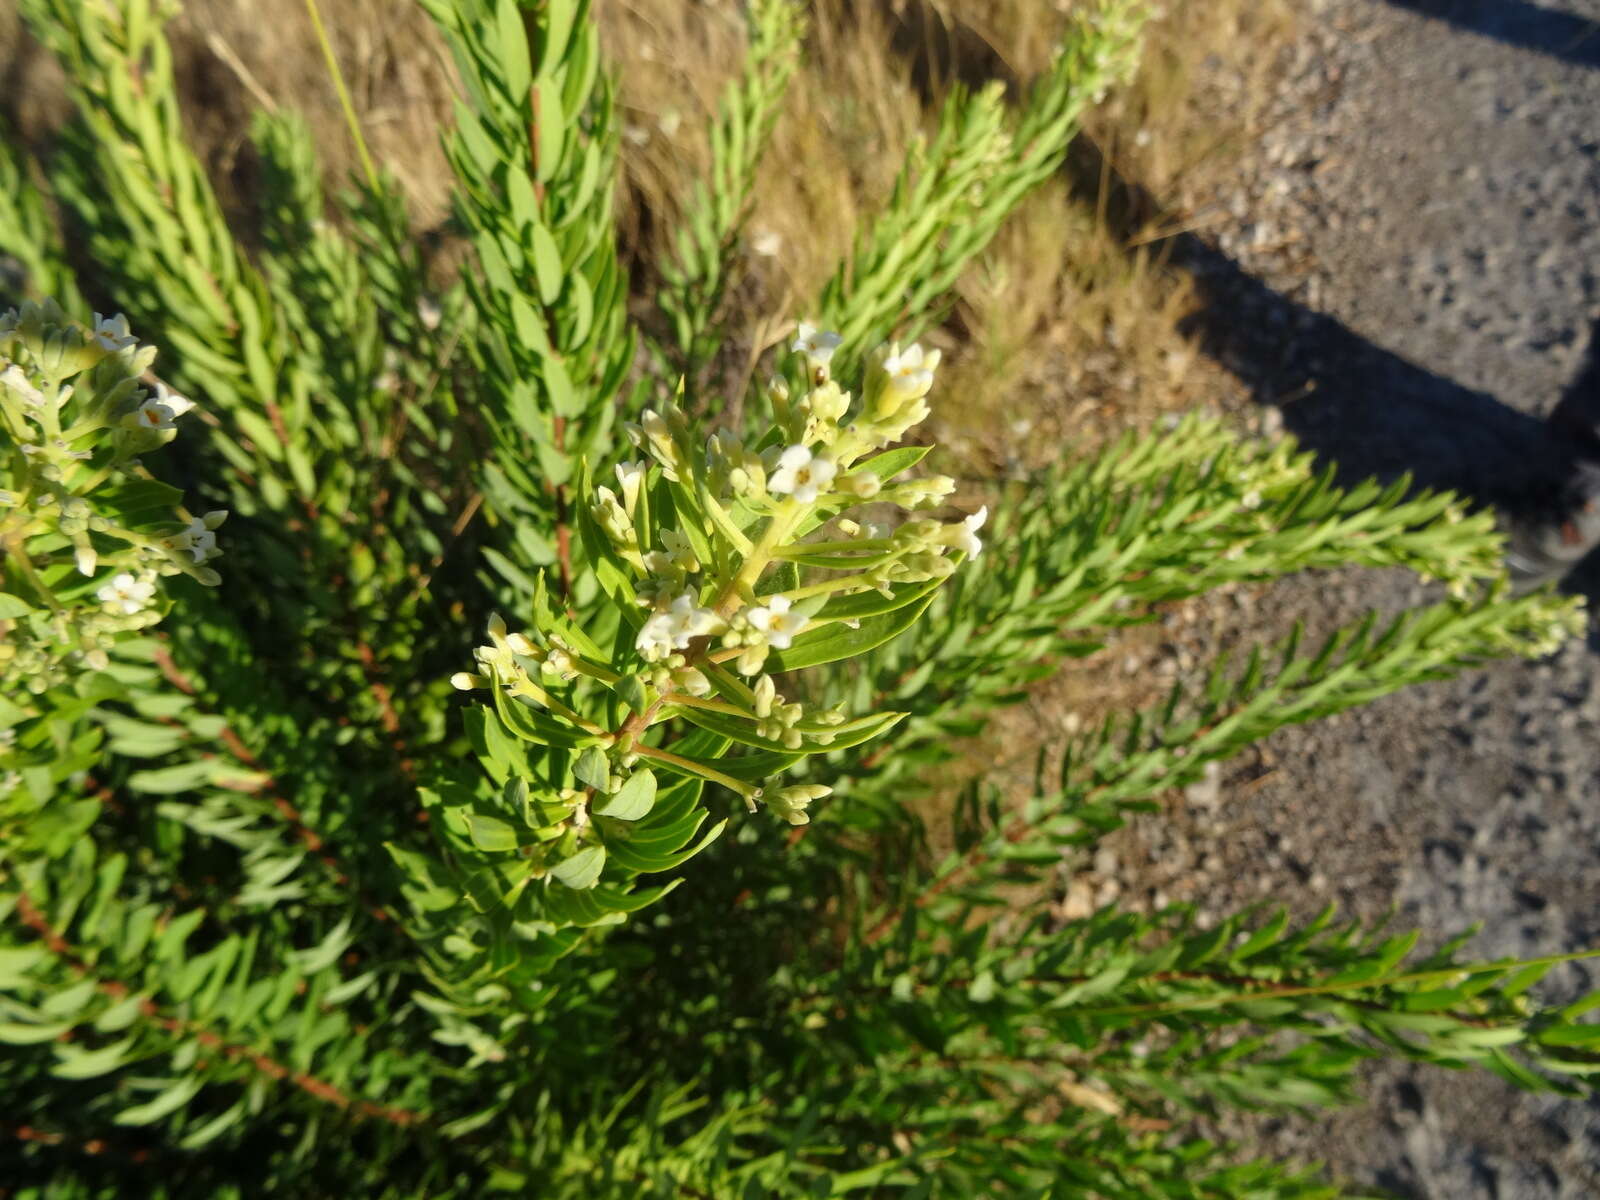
1, 1, 459, 225
603, 0, 1293, 460
2, 0, 1293, 413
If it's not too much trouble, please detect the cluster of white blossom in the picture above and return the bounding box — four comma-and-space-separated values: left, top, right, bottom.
0, 300, 225, 690
454, 322, 986, 829
610, 322, 984, 673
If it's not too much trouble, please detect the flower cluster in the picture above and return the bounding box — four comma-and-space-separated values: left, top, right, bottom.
0, 300, 225, 693
607, 324, 983, 678
456, 322, 985, 834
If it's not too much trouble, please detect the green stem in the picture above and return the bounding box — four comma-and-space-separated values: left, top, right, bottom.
698, 486, 754, 557
302, 0, 381, 193
661, 691, 751, 719
715, 502, 802, 615
4, 535, 65, 615
782, 573, 881, 603
773, 538, 895, 557
701, 662, 757, 706
1082, 947, 1600, 1018
632, 743, 758, 799
510, 681, 608, 738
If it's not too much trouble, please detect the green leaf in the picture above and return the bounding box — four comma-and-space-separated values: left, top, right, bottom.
41, 979, 98, 1018
1535, 1024, 1600, 1048
0, 945, 48, 986
968, 971, 997, 1003
551, 844, 605, 890
593, 769, 656, 821
114, 1076, 204, 1126
93, 993, 146, 1034
466, 812, 520, 852
0, 592, 35, 619
94, 479, 184, 524
52, 1035, 138, 1080
494, 0, 532, 101
615, 674, 649, 714
770, 589, 939, 671
177, 1097, 250, 1149
814, 576, 945, 623
292, 917, 352, 974
856, 444, 932, 482
533, 77, 566, 181
531, 222, 563, 305
574, 747, 610, 790
678, 706, 905, 758
0, 1019, 76, 1044
126, 760, 218, 795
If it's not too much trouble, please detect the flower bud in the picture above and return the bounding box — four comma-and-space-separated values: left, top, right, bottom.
802, 380, 850, 424
767, 783, 832, 826
753, 673, 776, 719
592, 486, 635, 544
614, 461, 646, 513
842, 471, 881, 499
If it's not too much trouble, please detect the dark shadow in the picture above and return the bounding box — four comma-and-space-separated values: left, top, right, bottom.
1378, 0, 1600, 70
1063, 134, 1583, 525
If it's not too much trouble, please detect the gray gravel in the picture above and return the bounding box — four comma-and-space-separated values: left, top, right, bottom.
1112, 1, 1600, 1194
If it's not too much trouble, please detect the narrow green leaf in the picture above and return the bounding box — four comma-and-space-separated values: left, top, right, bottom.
53, 1035, 138, 1080
770, 590, 939, 671
114, 1076, 204, 1126
466, 812, 520, 853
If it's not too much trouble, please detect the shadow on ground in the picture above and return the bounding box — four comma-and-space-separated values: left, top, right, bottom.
1061, 133, 1600, 603
1377, 0, 1600, 70
878, 0, 1600, 598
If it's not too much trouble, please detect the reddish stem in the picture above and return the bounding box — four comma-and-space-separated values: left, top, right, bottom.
12, 890, 422, 1126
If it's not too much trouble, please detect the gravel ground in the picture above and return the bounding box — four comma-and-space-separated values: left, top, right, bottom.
1097, 1, 1600, 1195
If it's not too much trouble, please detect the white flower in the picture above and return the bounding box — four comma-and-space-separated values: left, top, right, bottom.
92, 312, 136, 353
952, 505, 987, 560
542, 646, 577, 680
635, 611, 678, 662
75, 544, 97, 576
129, 382, 195, 431
665, 593, 722, 646
614, 460, 646, 511
750, 230, 783, 257
97, 572, 155, 615
744, 594, 807, 650
635, 592, 724, 661
0, 363, 44, 409
880, 342, 940, 404
169, 517, 218, 563
658, 528, 696, 572
416, 295, 442, 331
792, 322, 843, 367
767, 445, 837, 504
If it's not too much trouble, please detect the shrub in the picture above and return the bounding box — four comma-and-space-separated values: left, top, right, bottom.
1, 1, 1595, 1195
